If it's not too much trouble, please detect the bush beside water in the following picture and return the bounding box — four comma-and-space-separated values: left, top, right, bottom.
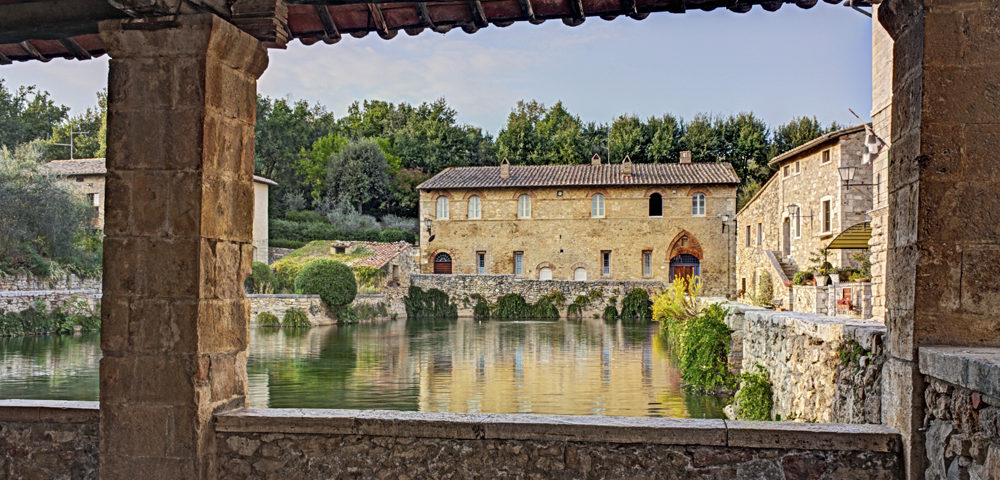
257, 312, 280, 328
678, 303, 736, 394
294, 259, 357, 309
619, 289, 652, 324
731, 364, 774, 421
404, 286, 458, 319
0, 300, 100, 337
281, 308, 311, 328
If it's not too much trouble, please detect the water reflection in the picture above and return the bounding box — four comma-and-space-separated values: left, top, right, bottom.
0, 319, 725, 418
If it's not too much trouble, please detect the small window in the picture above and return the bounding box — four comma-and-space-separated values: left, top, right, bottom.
795, 211, 802, 239
75, 177, 84, 183
591, 193, 605, 218
467, 195, 481, 219
602, 251, 611, 276
821, 198, 833, 233
642, 251, 652, 277
756, 223, 762, 246
514, 252, 523, 275
741, 278, 747, 293
334, 246, 346, 254
517, 195, 531, 219
745, 225, 751, 247
92, 193, 100, 207
783, 166, 790, 178
821, 150, 831, 164
649, 193, 662, 217
692, 193, 706, 216
795, 161, 801, 174
436, 196, 449, 219
477, 251, 486, 274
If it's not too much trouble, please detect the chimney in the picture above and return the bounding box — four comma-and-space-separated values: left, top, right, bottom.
591, 153, 601, 166
680, 151, 692, 164
500, 157, 510, 179
621, 155, 633, 176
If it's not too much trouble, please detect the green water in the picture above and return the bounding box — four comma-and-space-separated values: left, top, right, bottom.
0, 318, 724, 418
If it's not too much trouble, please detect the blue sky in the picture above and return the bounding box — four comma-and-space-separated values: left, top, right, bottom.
1, 3, 871, 135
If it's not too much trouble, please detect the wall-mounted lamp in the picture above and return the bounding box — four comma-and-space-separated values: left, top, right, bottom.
838, 165, 877, 189
718, 213, 730, 232
787, 204, 814, 220
424, 218, 434, 243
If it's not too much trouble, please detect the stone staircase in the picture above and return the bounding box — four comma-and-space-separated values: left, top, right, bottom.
777, 257, 798, 281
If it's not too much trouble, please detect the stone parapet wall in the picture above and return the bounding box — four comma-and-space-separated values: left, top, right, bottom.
920, 346, 1000, 480
791, 282, 874, 319
0, 273, 101, 292
250, 293, 401, 325
0, 290, 101, 314
0, 400, 99, 479
215, 409, 901, 479
411, 274, 668, 317
725, 303, 885, 423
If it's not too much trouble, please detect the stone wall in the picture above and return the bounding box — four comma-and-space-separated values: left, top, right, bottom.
410, 273, 671, 317
725, 303, 885, 423
0, 290, 101, 315
792, 282, 873, 319
0, 400, 99, 479
249, 294, 399, 325
920, 347, 1000, 480
215, 409, 901, 479
0, 273, 102, 291
418, 183, 737, 296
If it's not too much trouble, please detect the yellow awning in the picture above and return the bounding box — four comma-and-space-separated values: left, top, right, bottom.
827, 222, 872, 249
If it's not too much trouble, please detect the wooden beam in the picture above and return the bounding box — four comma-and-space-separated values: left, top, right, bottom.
568, 0, 585, 21
0, 0, 126, 45
416, 2, 451, 33
0, 51, 11, 65
467, 0, 488, 27
367, 3, 397, 39
19, 40, 48, 62
517, 0, 540, 24
313, 4, 342, 43
59, 37, 92, 60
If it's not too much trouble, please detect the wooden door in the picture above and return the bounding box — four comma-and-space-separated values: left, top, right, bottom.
433, 253, 452, 274
673, 266, 694, 282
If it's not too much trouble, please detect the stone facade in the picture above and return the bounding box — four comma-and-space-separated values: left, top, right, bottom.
54, 171, 106, 229
0, 290, 100, 315
725, 303, 885, 424
0, 400, 99, 479
868, 3, 892, 323
791, 282, 873, 319
410, 273, 673, 317
736, 127, 872, 311
418, 182, 737, 297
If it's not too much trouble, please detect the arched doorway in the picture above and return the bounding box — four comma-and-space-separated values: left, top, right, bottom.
782, 217, 791, 257
669, 254, 700, 283
433, 252, 452, 274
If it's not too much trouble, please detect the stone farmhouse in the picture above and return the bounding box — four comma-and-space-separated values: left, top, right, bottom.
416, 153, 739, 297
44, 158, 277, 264
736, 125, 874, 312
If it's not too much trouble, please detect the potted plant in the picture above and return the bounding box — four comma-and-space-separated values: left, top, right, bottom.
810, 249, 833, 287
850, 251, 872, 283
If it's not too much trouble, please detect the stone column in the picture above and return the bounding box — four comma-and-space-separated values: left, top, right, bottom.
98, 14, 267, 479
879, 1, 1000, 478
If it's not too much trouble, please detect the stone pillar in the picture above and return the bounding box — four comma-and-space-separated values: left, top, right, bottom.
98, 14, 267, 479
879, 1, 1000, 478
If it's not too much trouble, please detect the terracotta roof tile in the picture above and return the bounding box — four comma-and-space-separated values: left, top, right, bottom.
345, 241, 412, 269
43, 158, 278, 185
417, 162, 740, 190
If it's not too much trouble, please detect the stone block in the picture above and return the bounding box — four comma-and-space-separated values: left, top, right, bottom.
960, 246, 1000, 317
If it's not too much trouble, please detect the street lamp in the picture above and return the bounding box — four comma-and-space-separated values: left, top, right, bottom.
718, 213, 730, 232
424, 218, 432, 234
838, 165, 877, 189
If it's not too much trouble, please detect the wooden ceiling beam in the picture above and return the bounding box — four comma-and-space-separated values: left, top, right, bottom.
313, 4, 342, 43
59, 37, 93, 60
19, 40, 49, 62
564, 0, 584, 25
0, 51, 11, 65
415, 2, 451, 33
367, 3, 397, 39
467, 0, 488, 28
0, 0, 126, 45
518, 0, 541, 24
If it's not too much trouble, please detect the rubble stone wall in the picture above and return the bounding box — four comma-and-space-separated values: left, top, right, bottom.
0, 400, 99, 479
0, 273, 101, 291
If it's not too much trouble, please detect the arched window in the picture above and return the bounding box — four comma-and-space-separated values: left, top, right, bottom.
591, 193, 605, 218
649, 193, 663, 217
691, 193, 706, 216
436, 196, 449, 219
574, 267, 587, 281
669, 254, 701, 283
539, 267, 552, 280
517, 194, 531, 218
467, 195, 481, 219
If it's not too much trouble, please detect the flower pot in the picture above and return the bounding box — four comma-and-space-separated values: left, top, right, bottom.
815, 275, 829, 287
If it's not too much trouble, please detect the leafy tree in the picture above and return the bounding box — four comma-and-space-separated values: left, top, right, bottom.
496, 100, 547, 164
0, 79, 69, 150
646, 114, 684, 163
325, 140, 390, 214
386, 167, 431, 217
609, 114, 650, 163
297, 133, 348, 202
46, 90, 106, 160
769, 116, 843, 160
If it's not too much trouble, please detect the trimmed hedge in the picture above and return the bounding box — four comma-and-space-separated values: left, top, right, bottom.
269, 218, 416, 246
293, 259, 357, 309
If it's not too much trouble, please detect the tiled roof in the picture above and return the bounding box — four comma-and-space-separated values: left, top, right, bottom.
43, 158, 277, 186
768, 124, 868, 166
345, 241, 412, 269
417, 162, 740, 190
43, 158, 105, 176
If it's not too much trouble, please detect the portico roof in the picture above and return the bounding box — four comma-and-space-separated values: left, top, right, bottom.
0, 0, 870, 64
43, 157, 278, 185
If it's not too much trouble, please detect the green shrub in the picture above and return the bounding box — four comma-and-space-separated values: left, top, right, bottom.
792, 271, 814, 286
336, 305, 358, 323
532, 298, 560, 320
731, 364, 773, 421
602, 304, 619, 323
679, 303, 736, 393
257, 312, 280, 327
620, 289, 652, 324
745, 272, 774, 308
294, 259, 357, 309
566, 294, 590, 319
281, 308, 311, 328
284, 210, 327, 223
487, 293, 560, 320
473, 299, 490, 321
270, 239, 307, 249
245, 261, 278, 294
404, 286, 458, 319
652, 278, 703, 341
0, 300, 99, 337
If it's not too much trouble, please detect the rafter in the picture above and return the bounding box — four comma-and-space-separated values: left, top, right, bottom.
367, 3, 397, 39
59, 37, 92, 60
19, 40, 48, 62
565, 0, 585, 25
518, 0, 541, 24
313, 4, 341, 43
467, 0, 488, 28
416, 2, 450, 33
0, 51, 11, 65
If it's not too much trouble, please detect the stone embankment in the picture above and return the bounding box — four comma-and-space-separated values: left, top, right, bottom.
249, 293, 402, 325
0, 274, 102, 314
410, 274, 667, 317
725, 302, 885, 424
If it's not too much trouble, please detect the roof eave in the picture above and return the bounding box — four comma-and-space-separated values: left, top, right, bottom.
767, 124, 869, 166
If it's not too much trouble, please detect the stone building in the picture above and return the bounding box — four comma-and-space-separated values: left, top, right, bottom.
45, 158, 277, 264
416, 153, 739, 296
736, 125, 873, 308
